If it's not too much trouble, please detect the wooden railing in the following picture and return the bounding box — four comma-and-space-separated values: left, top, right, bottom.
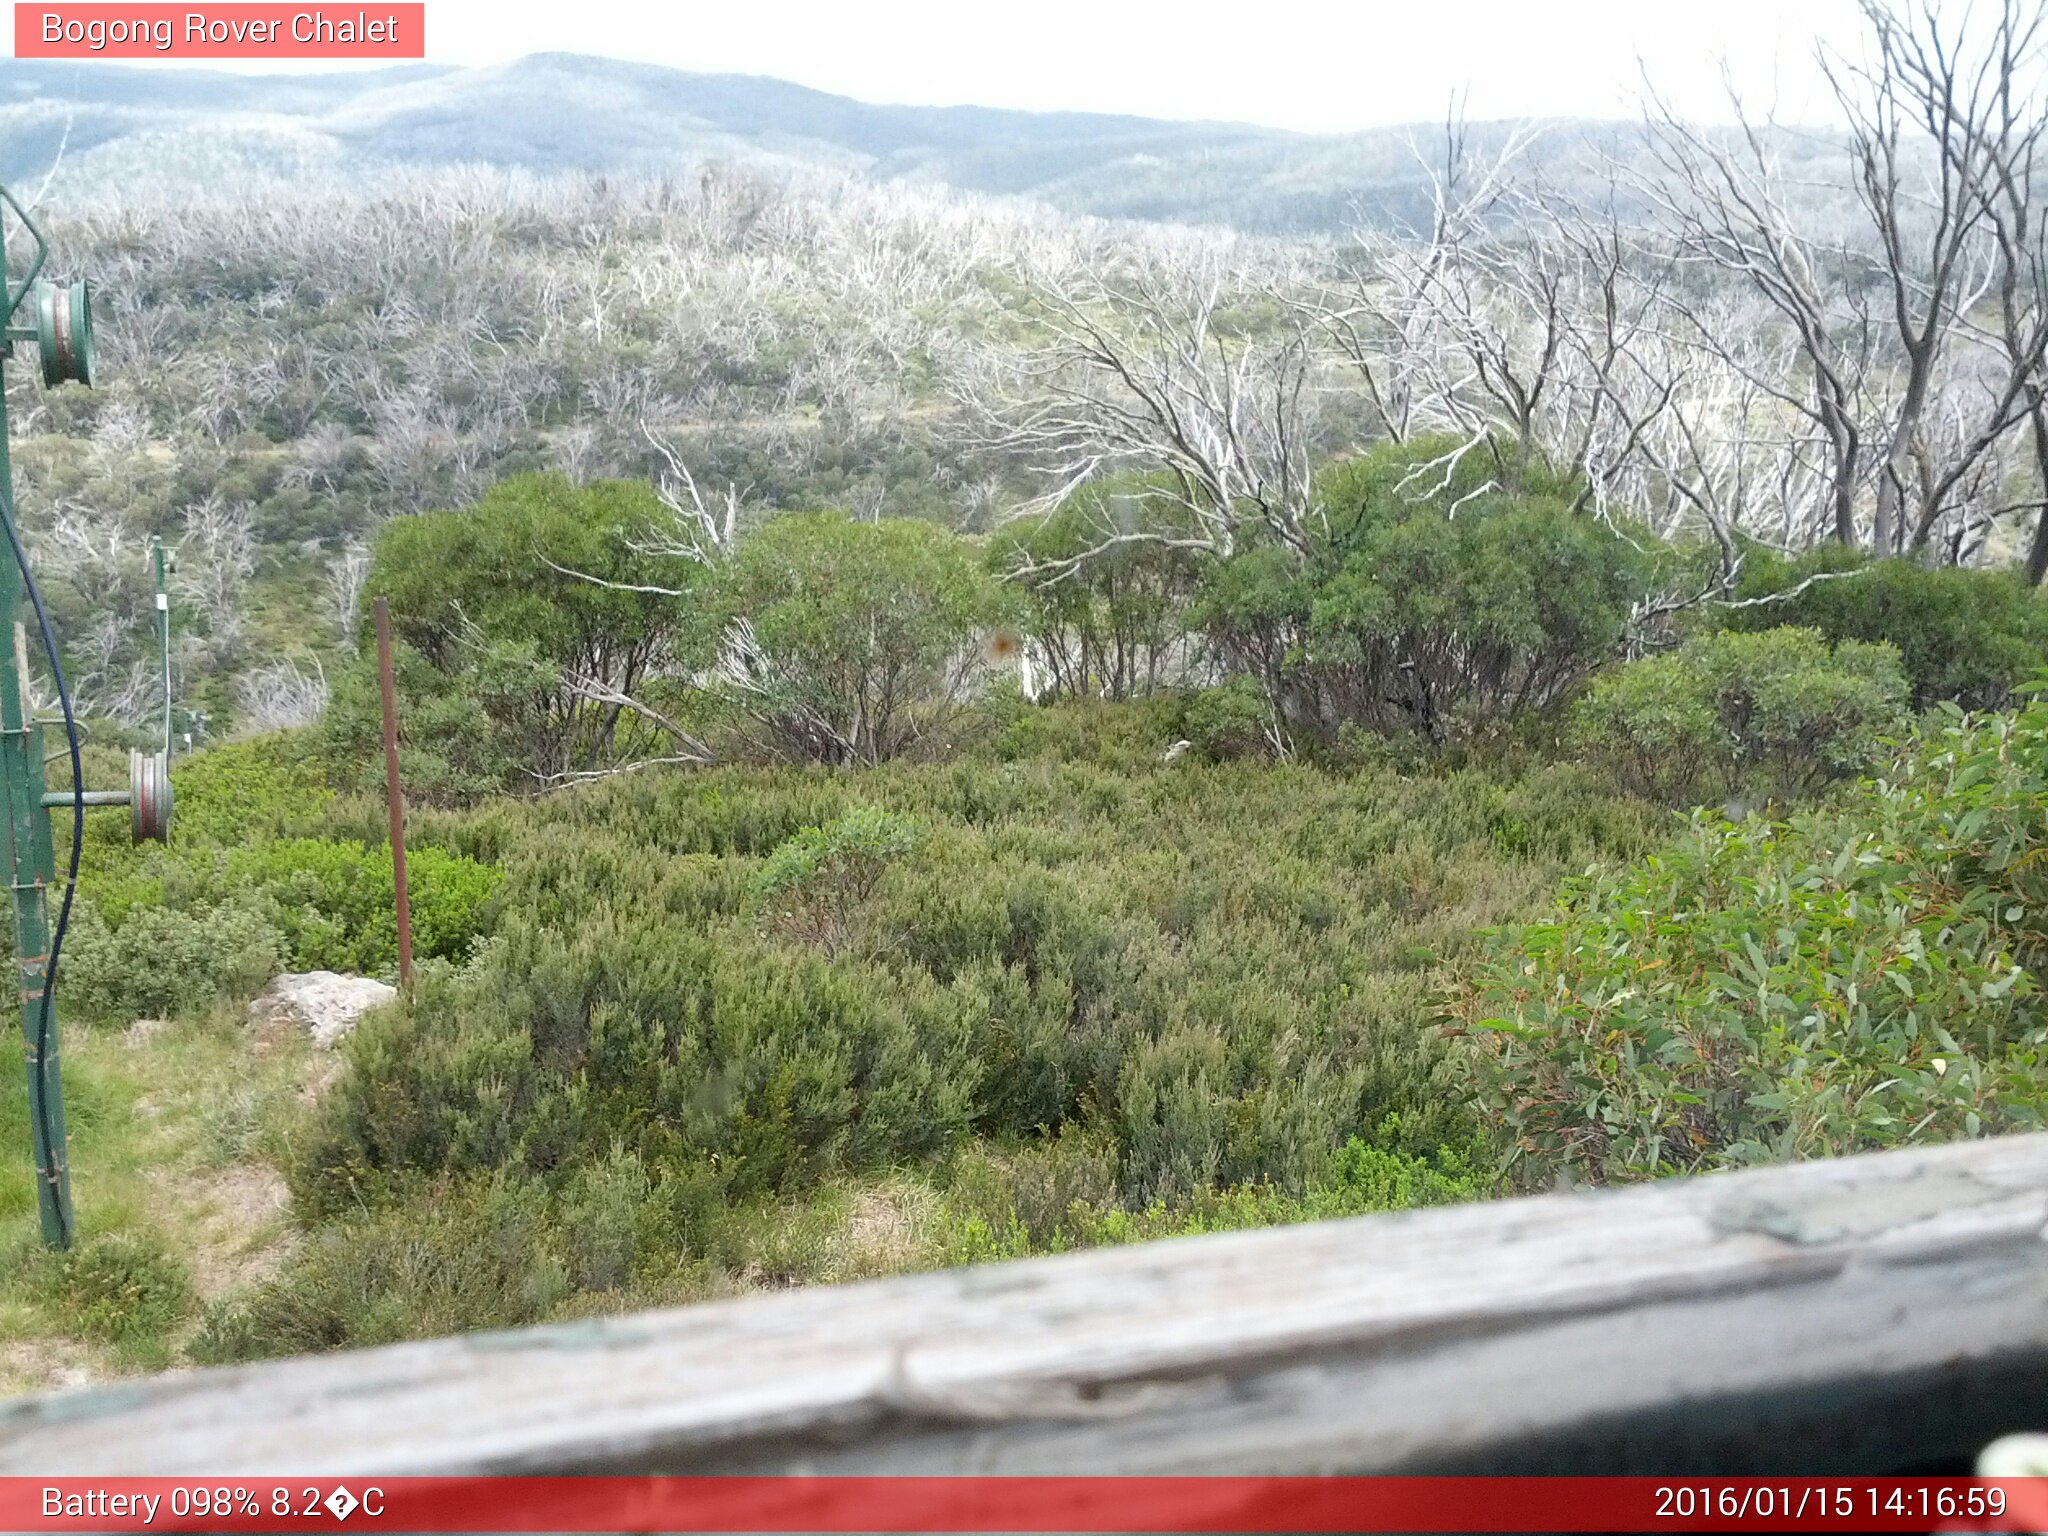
2, 1133, 2044, 1476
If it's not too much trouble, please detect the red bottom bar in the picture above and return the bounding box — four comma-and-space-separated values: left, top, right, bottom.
6, 1476, 2047, 1533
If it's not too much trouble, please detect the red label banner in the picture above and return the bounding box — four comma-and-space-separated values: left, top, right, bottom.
2, 1476, 2046, 1532
14, 5, 424, 58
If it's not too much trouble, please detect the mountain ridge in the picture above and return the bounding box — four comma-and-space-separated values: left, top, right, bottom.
0, 53, 1828, 233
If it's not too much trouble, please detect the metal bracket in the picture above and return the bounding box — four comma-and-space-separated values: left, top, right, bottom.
31, 750, 168, 844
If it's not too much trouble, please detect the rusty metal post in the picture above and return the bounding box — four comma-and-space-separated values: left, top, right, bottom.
373, 597, 413, 997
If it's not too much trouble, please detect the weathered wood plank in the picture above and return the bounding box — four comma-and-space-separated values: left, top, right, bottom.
3, 1133, 2045, 1475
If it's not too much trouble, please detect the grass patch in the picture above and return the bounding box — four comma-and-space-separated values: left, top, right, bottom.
0, 1009, 315, 1390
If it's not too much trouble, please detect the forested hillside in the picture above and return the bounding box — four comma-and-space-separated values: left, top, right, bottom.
2, 1, 2047, 1389
1, 55, 1786, 232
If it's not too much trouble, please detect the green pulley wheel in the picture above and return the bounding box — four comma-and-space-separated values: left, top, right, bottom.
128, 749, 170, 845
34, 279, 92, 389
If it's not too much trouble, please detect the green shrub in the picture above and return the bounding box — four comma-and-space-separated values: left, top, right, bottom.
221, 839, 500, 974
985, 698, 1184, 770
557, 1147, 654, 1292
193, 1178, 570, 1363
750, 807, 919, 957
62, 902, 283, 1021
1724, 549, 2048, 709
84, 819, 498, 998
300, 909, 985, 1211
1575, 627, 1911, 806
353, 474, 713, 795
1295, 1123, 1490, 1214
1456, 699, 2048, 1188
1191, 438, 1656, 747
77, 735, 331, 915
935, 1118, 1489, 1261
164, 735, 333, 847
942, 1124, 1123, 1250
319, 641, 516, 807
718, 511, 1019, 764
49, 1231, 193, 1346
989, 478, 1202, 702
298, 747, 1659, 1229
1174, 679, 1273, 761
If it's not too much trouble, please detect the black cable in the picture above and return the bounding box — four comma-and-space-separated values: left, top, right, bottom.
0, 501, 79, 1248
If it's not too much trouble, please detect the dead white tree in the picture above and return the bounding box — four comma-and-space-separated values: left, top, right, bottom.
636, 423, 739, 563
1611, 302, 1840, 554
957, 247, 1323, 569
324, 540, 372, 643
1306, 113, 1546, 450
1825, 0, 2024, 554
234, 657, 328, 732
1637, 83, 1880, 551
1626, 0, 2048, 563
174, 496, 256, 668
1314, 113, 1819, 565
1937, 0, 2048, 581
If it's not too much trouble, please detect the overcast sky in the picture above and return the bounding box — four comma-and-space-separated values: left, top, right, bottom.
222, 0, 1865, 133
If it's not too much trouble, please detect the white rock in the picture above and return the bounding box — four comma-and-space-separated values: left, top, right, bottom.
248, 971, 398, 1049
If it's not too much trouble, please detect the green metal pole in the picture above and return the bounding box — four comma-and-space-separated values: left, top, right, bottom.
153, 538, 169, 758
0, 209, 71, 1250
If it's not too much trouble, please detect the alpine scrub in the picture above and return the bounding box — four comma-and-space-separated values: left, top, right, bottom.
1456, 696, 2048, 1187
